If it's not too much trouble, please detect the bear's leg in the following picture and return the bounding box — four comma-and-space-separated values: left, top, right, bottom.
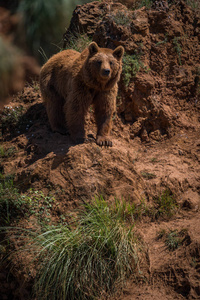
44, 88, 67, 134
64, 95, 89, 144
94, 90, 116, 147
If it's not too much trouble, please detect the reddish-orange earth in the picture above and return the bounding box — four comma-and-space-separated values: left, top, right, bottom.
0, 1, 200, 299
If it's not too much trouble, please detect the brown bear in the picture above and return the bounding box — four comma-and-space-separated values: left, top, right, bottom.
40, 42, 124, 146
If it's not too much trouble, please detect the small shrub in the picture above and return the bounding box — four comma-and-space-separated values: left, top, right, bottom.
157, 228, 189, 251
0, 103, 35, 137
137, 0, 153, 9
122, 54, 141, 86
111, 10, 132, 26
154, 189, 178, 219
0, 105, 24, 136
22, 190, 56, 224
165, 230, 180, 250
173, 37, 182, 65
0, 176, 57, 225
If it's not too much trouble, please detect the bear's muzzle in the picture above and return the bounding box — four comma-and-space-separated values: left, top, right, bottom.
102, 68, 110, 77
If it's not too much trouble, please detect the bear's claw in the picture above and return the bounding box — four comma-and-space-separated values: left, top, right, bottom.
96, 136, 112, 147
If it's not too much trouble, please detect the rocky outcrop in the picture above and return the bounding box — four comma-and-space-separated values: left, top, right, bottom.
64, 0, 200, 140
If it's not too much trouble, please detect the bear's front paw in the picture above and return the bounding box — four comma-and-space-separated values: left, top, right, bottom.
96, 135, 112, 147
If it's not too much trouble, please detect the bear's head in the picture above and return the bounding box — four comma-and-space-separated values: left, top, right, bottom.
83, 42, 124, 90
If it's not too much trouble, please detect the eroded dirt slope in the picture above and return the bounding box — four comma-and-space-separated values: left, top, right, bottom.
0, 0, 200, 299
0, 84, 199, 299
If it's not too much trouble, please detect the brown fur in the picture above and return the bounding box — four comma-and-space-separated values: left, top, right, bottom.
40, 42, 124, 146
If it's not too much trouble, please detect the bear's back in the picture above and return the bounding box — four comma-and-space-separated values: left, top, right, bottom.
40, 49, 82, 96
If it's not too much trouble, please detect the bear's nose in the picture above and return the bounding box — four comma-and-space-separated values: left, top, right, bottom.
102, 69, 110, 76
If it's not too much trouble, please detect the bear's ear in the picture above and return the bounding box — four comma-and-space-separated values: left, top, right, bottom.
88, 42, 99, 56
113, 46, 124, 60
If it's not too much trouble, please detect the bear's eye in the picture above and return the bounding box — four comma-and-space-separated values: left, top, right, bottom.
110, 61, 113, 66
97, 60, 102, 65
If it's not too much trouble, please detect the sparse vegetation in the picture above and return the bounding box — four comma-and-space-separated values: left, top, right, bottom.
165, 230, 180, 250
112, 198, 149, 221
150, 157, 159, 163
113, 190, 178, 222
186, 0, 200, 12
156, 228, 166, 240
173, 37, 182, 66
153, 189, 178, 219
29, 80, 40, 92
111, 10, 132, 26
122, 54, 141, 86
156, 35, 168, 46
157, 228, 189, 251
0, 105, 24, 135
0, 146, 17, 159
191, 256, 199, 268
0, 103, 35, 137
22, 190, 57, 224
4, 196, 140, 300
0, 175, 57, 226
64, 33, 92, 52
141, 171, 156, 179
0, 175, 27, 225
138, 0, 153, 9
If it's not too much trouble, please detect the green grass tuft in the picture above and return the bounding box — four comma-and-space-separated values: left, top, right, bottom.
64, 33, 92, 53
16, 196, 140, 300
